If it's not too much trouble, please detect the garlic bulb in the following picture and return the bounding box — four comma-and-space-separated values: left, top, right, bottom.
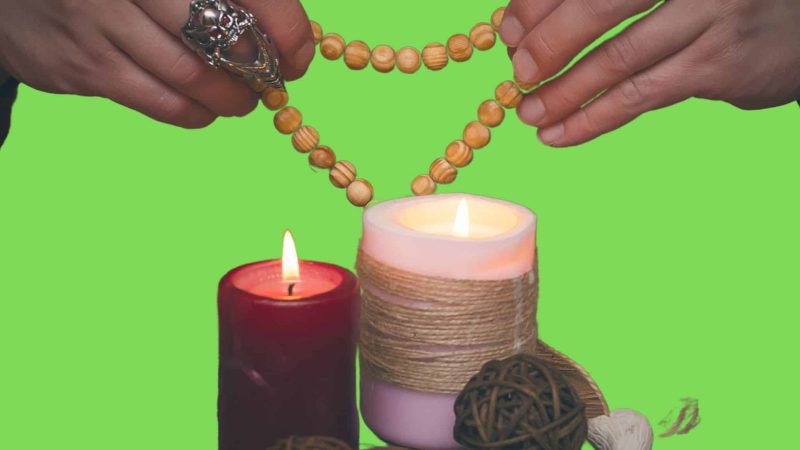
588, 409, 654, 450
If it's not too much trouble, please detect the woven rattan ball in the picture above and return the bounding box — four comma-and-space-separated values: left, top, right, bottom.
266, 436, 352, 450
454, 354, 588, 450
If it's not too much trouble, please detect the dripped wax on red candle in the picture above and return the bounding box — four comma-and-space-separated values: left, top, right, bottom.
217, 240, 359, 449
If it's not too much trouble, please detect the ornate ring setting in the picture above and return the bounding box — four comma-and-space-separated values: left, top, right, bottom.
182, 0, 284, 91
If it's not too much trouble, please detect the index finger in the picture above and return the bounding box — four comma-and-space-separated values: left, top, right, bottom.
512, 0, 658, 84
500, 0, 564, 47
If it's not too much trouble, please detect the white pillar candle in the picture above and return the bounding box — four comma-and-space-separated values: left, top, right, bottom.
359, 193, 537, 449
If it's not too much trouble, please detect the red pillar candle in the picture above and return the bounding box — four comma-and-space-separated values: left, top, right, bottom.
217, 231, 359, 449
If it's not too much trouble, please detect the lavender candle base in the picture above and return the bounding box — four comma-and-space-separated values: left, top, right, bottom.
360, 374, 461, 450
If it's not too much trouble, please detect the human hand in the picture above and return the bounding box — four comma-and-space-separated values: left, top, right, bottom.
500, 0, 800, 147
0, 0, 315, 128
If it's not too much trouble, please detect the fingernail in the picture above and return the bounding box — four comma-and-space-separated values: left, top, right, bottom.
499, 15, 524, 47
538, 123, 564, 145
512, 49, 539, 84
518, 95, 546, 125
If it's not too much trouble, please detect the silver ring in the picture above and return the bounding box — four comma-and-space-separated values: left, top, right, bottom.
182, 0, 284, 91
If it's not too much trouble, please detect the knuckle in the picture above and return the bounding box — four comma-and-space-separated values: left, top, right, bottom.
617, 75, 650, 108
600, 33, 638, 75
170, 52, 208, 90
85, 46, 120, 71
545, 82, 583, 111
579, 0, 618, 21
529, 30, 558, 61
574, 108, 602, 136
153, 90, 196, 124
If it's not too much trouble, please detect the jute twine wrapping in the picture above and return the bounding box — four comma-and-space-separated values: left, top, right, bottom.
356, 249, 538, 394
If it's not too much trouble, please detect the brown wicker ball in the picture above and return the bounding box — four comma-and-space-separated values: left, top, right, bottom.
454, 354, 588, 450
266, 436, 352, 450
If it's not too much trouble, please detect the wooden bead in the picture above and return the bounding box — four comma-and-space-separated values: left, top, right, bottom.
396, 47, 421, 74
311, 21, 323, 44
344, 40, 371, 70
347, 179, 374, 207
422, 43, 449, 71
463, 121, 491, 149
291, 125, 319, 153
445, 140, 473, 168
261, 87, 288, 111
320, 33, 345, 60
430, 158, 457, 184
330, 161, 357, 188
478, 100, 505, 128
515, 73, 538, 92
411, 174, 437, 196
371, 45, 396, 73
447, 34, 473, 62
495, 80, 523, 109
491, 7, 506, 31
309, 145, 336, 169
470, 23, 496, 51
274, 106, 302, 134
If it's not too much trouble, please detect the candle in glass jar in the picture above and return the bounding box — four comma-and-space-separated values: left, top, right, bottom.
359, 194, 537, 450
217, 231, 359, 450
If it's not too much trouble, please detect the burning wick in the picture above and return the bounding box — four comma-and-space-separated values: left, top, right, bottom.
282, 230, 300, 297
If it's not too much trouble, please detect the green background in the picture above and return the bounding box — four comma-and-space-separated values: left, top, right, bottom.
1, 1, 798, 448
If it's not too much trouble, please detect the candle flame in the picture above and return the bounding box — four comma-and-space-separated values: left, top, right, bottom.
282, 230, 300, 282
453, 198, 470, 238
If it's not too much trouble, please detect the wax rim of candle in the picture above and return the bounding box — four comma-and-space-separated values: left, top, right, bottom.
222, 260, 358, 305
366, 193, 536, 243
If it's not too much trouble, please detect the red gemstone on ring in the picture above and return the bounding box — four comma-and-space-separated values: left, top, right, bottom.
220, 15, 232, 27
209, 28, 221, 39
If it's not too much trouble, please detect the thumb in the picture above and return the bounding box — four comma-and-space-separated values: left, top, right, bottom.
239, 0, 316, 81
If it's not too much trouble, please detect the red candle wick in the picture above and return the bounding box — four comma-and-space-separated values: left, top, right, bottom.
287, 283, 296, 296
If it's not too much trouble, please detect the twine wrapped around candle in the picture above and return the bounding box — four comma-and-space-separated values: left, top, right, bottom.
356, 249, 538, 394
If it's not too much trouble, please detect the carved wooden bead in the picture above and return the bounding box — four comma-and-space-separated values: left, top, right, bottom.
470, 23, 496, 51
430, 157, 457, 184
491, 7, 506, 31
515, 73, 538, 92
311, 21, 323, 44
344, 40, 371, 70
445, 140, 474, 168
478, 100, 505, 128
422, 43, 449, 71
447, 34, 473, 62
291, 125, 319, 153
371, 45, 396, 73
347, 179, 374, 207
274, 106, 302, 134
330, 161, 357, 188
463, 121, 491, 149
495, 80, 523, 109
411, 174, 437, 196
396, 47, 421, 74
309, 145, 336, 169
320, 33, 345, 60
261, 87, 288, 111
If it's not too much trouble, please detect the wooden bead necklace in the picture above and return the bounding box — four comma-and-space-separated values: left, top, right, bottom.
262, 7, 535, 207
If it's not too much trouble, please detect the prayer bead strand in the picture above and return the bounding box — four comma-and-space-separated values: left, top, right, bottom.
412, 80, 525, 196
263, 10, 524, 206
267, 86, 374, 207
